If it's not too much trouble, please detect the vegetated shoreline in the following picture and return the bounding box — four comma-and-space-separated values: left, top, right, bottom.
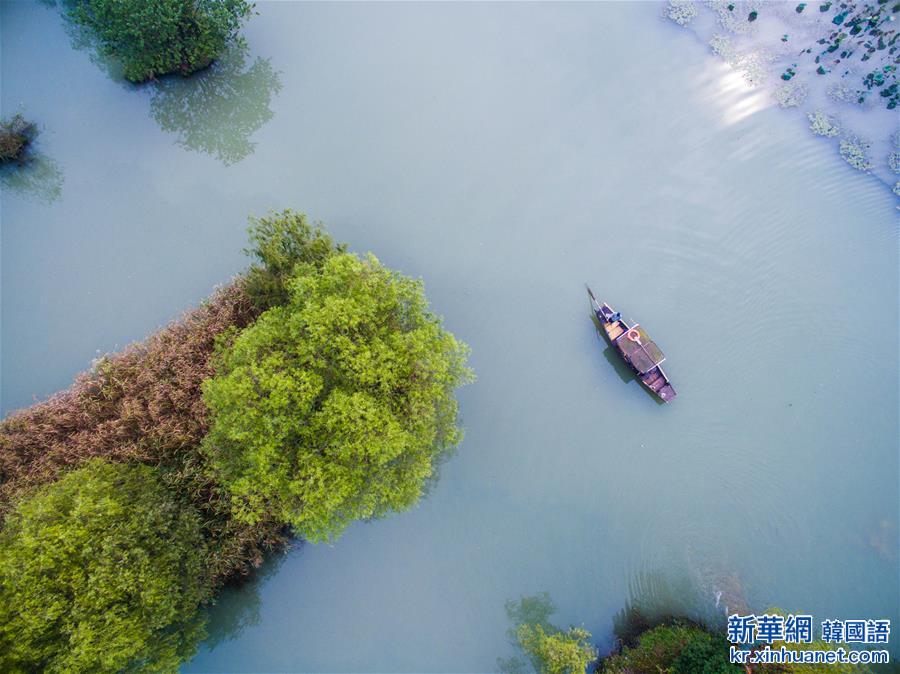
0, 279, 285, 584
501, 592, 877, 674
0, 211, 472, 672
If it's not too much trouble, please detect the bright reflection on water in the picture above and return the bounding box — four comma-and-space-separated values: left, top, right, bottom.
1, 2, 897, 672
705, 63, 774, 126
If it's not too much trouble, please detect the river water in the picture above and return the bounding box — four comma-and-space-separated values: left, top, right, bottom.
1, 2, 897, 672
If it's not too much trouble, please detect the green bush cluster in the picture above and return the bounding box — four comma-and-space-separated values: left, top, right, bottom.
601, 622, 741, 674
66, 0, 254, 82
0, 460, 209, 674
0, 210, 472, 672
516, 623, 597, 674
204, 246, 473, 541
600, 618, 867, 674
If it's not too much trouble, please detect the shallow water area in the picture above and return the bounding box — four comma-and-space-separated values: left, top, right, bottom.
1, 2, 897, 672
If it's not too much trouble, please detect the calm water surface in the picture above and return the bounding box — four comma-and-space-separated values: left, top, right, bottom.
1, 2, 897, 672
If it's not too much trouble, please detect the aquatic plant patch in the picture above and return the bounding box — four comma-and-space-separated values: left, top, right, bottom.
665, 0, 900, 195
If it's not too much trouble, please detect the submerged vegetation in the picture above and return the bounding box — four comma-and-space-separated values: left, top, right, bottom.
667, 0, 900, 193
149, 43, 282, 165
0, 210, 471, 672
64, 0, 254, 82
0, 113, 61, 203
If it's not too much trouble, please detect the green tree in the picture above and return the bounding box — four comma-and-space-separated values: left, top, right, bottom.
500, 594, 597, 674
517, 624, 597, 674
242, 209, 345, 310
203, 251, 472, 542
66, 0, 253, 82
0, 459, 209, 674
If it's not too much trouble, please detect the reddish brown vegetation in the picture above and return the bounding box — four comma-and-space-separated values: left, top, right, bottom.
0, 281, 287, 583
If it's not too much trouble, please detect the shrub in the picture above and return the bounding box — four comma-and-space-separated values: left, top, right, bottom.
0, 459, 209, 673
671, 629, 742, 674
516, 624, 597, 674
500, 595, 596, 674
203, 251, 472, 542
66, 0, 254, 82
601, 622, 740, 674
0, 114, 36, 163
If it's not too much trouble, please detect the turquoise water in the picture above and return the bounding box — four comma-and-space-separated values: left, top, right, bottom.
1, 2, 897, 672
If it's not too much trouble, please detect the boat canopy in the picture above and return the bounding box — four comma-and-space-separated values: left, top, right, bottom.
617, 324, 665, 374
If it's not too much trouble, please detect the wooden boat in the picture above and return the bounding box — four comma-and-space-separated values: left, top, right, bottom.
586, 286, 677, 403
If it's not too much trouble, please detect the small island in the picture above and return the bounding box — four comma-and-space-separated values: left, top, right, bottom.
0, 211, 472, 672
0, 114, 36, 164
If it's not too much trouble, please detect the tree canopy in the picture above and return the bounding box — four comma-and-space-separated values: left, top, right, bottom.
0, 459, 209, 674
500, 594, 597, 674
67, 0, 253, 82
203, 251, 472, 542
242, 210, 345, 310
516, 624, 597, 674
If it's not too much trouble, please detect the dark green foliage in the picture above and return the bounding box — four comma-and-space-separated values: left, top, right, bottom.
671, 630, 742, 674
243, 210, 346, 310
601, 622, 740, 674
0, 460, 209, 673
66, 0, 253, 82
203, 249, 472, 542
0, 114, 36, 163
